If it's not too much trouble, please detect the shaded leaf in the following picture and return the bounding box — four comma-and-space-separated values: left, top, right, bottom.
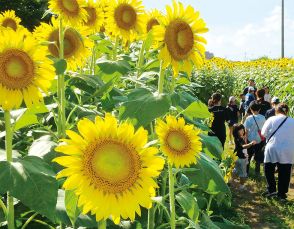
119, 88, 170, 127
0, 156, 58, 220
176, 191, 200, 223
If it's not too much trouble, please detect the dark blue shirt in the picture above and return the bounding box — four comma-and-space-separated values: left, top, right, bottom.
244, 93, 255, 111
265, 108, 275, 120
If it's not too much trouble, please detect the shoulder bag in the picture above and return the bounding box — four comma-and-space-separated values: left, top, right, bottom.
252, 115, 266, 142
261, 117, 288, 152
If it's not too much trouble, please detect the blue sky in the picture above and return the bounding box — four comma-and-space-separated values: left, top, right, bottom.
143, 0, 294, 60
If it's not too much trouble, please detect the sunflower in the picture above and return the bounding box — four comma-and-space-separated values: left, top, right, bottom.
0, 29, 55, 111
48, 0, 87, 26
156, 115, 202, 168
153, 0, 208, 76
104, 0, 145, 43
82, 0, 104, 34
54, 114, 164, 224
0, 10, 21, 31
144, 9, 162, 34
34, 18, 92, 70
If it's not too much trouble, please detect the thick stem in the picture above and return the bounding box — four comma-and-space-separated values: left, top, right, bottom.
147, 204, 155, 229
4, 111, 14, 229
158, 61, 165, 95
57, 18, 66, 137
97, 220, 107, 229
21, 212, 38, 229
168, 163, 176, 229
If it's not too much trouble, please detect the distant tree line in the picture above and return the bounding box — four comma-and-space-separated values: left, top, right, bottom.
0, 0, 50, 31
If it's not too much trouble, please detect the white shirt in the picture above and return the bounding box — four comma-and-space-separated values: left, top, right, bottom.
264, 94, 271, 103
261, 115, 294, 164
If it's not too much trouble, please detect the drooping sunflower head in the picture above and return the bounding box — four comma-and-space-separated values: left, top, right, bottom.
156, 115, 202, 168
54, 114, 164, 224
82, 0, 104, 34
104, 0, 145, 43
153, 0, 208, 76
144, 9, 162, 34
0, 10, 22, 31
48, 0, 88, 26
34, 18, 92, 70
0, 29, 55, 111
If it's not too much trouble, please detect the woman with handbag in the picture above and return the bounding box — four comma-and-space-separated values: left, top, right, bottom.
244, 101, 266, 176
261, 103, 294, 200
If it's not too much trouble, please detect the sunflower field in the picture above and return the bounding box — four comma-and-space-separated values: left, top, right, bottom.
0, 0, 293, 229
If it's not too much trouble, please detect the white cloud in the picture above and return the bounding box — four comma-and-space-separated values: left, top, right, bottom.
206, 6, 294, 60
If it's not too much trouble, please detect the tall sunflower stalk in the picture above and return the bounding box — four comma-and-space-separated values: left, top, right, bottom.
4, 111, 14, 229
57, 18, 66, 137
0, 26, 54, 229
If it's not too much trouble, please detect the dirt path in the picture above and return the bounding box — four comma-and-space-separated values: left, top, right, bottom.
225, 144, 294, 229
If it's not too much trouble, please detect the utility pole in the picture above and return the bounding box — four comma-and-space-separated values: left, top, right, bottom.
281, 0, 285, 58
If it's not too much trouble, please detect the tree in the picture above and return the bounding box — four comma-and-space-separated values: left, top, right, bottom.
0, 0, 50, 31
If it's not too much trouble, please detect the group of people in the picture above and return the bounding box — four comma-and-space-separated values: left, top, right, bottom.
208, 79, 294, 201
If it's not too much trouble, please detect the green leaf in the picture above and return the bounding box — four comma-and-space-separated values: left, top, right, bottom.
176, 191, 200, 223
200, 213, 220, 229
14, 112, 38, 131
96, 59, 131, 75
119, 88, 170, 127
200, 134, 223, 159
0, 156, 58, 220
65, 190, 81, 226
184, 153, 230, 196
183, 101, 211, 119
211, 217, 250, 229
53, 59, 67, 75
14, 104, 49, 131
171, 91, 197, 109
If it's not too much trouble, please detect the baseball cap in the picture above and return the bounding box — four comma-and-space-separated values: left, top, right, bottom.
271, 97, 280, 104
229, 96, 236, 102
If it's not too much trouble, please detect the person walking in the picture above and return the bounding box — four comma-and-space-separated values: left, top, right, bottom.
264, 86, 271, 103
232, 124, 256, 190
226, 96, 239, 144
265, 97, 280, 120
243, 79, 257, 95
244, 86, 255, 113
244, 101, 266, 176
208, 93, 228, 148
254, 89, 271, 116
261, 103, 294, 200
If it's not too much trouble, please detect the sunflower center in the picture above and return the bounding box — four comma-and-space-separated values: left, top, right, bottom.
166, 130, 190, 153
48, 28, 81, 58
84, 140, 141, 194
59, 0, 79, 14
147, 18, 159, 32
2, 18, 17, 31
0, 49, 34, 89
164, 19, 194, 61
114, 4, 137, 30
84, 7, 97, 26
